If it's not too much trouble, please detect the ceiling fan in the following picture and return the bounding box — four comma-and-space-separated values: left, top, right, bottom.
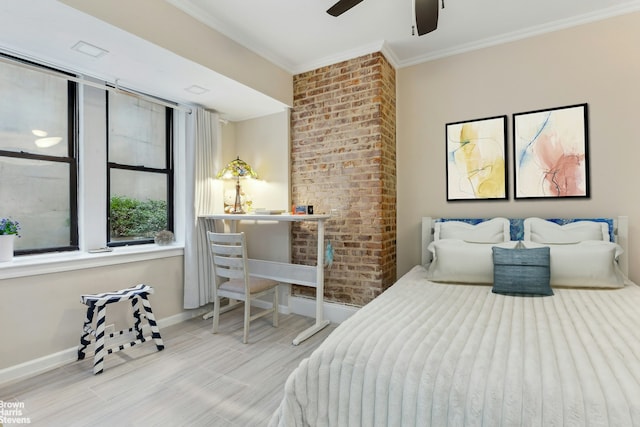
327, 0, 440, 36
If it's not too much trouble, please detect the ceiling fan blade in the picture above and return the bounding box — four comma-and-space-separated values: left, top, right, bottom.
415, 0, 439, 35
327, 0, 364, 17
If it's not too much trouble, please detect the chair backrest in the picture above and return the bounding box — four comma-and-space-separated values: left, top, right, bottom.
207, 232, 249, 288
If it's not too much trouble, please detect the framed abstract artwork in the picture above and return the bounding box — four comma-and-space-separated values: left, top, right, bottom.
446, 115, 507, 201
513, 103, 589, 199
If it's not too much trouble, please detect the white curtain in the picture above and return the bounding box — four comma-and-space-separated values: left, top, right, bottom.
183, 107, 221, 309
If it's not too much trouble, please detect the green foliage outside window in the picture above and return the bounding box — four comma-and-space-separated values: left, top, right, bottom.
110, 195, 167, 239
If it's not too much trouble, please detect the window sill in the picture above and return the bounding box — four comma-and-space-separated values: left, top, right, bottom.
0, 244, 184, 280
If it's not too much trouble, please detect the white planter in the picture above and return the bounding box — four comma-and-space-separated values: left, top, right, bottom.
0, 234, 15, 262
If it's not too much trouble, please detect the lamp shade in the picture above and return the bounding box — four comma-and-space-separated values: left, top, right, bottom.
216, 156, 258, 214
216, 156, 259, 180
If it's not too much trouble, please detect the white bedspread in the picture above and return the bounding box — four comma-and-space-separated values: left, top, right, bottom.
269, 265, 640, 427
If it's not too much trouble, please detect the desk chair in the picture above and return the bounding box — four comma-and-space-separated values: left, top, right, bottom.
207, 231, 279, 343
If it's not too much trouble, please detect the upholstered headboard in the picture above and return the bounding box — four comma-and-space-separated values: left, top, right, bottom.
421, 216, 629, 277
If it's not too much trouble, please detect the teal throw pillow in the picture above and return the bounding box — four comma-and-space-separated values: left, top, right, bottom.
492, 245, 553, 296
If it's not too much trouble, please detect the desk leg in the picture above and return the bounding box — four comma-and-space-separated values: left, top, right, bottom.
292, 219, 331, 345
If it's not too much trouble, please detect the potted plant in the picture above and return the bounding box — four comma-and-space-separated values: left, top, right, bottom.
0, 218, 20, 262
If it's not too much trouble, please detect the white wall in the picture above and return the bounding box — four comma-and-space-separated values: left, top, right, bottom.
237, 110, 291, 218
396, 12, 640, 280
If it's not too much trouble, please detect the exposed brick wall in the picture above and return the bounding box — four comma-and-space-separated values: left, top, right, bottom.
291, 52, 396, 307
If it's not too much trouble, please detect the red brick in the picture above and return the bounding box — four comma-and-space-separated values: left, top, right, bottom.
291, 52, 396, 306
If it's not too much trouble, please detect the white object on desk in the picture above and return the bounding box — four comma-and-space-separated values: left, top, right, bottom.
252, 209, 286, 215
200, 213, 332, 345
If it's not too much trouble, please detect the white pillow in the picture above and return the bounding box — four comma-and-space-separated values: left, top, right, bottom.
426, 240, 518, 284
524, 218, 609, 243
434, 218, 510, 243
522, 241, 625, 288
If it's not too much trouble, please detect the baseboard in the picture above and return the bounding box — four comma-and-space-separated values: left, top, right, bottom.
0, 308, 208, 387
288, 296, 359, 324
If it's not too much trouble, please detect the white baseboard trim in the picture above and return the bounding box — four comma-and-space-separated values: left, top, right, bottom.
0, 308, 208, 387
289, 296, 359, 324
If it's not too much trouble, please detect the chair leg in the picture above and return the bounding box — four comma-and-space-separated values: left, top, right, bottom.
243, 297, 251, 344
273, 287, 279, 328
78, 304, 95, 360
212, 296, 221, 334
93, 304, 107, 375
139, 294, 164, 350
131, 297, 144, 340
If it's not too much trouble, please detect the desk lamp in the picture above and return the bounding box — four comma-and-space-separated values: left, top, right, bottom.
216, 156, 259, 214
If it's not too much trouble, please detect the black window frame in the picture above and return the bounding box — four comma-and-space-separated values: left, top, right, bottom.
106, 91, 174, 247
0, 54, 79, 255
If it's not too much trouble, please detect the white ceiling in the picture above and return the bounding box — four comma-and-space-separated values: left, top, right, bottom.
1, 0, 639, 121
0, 0, 288, 121
169, 0, 640, 72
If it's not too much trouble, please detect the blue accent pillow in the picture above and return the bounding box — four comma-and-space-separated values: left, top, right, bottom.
492, 245, 553, 296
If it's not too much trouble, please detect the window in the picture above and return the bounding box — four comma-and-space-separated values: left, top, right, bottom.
0, 53, 178, 260
0, 55, 78, 254
107, 91, 174, 246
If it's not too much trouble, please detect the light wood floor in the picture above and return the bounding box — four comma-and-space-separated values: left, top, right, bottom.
0, 309, 336, 426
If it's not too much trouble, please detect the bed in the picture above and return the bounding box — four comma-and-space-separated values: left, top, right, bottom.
269, 216, 640, 427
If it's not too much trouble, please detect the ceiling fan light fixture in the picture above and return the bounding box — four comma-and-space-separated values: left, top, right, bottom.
327, 0, 439, 37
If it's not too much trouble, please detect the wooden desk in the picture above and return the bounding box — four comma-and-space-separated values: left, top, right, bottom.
200, 213, 332, 345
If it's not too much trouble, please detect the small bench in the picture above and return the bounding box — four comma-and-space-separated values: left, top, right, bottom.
78, 284, 164, 374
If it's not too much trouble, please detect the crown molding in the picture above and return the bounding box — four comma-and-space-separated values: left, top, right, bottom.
168, 0, 640, 74
386, 2, 640, 68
